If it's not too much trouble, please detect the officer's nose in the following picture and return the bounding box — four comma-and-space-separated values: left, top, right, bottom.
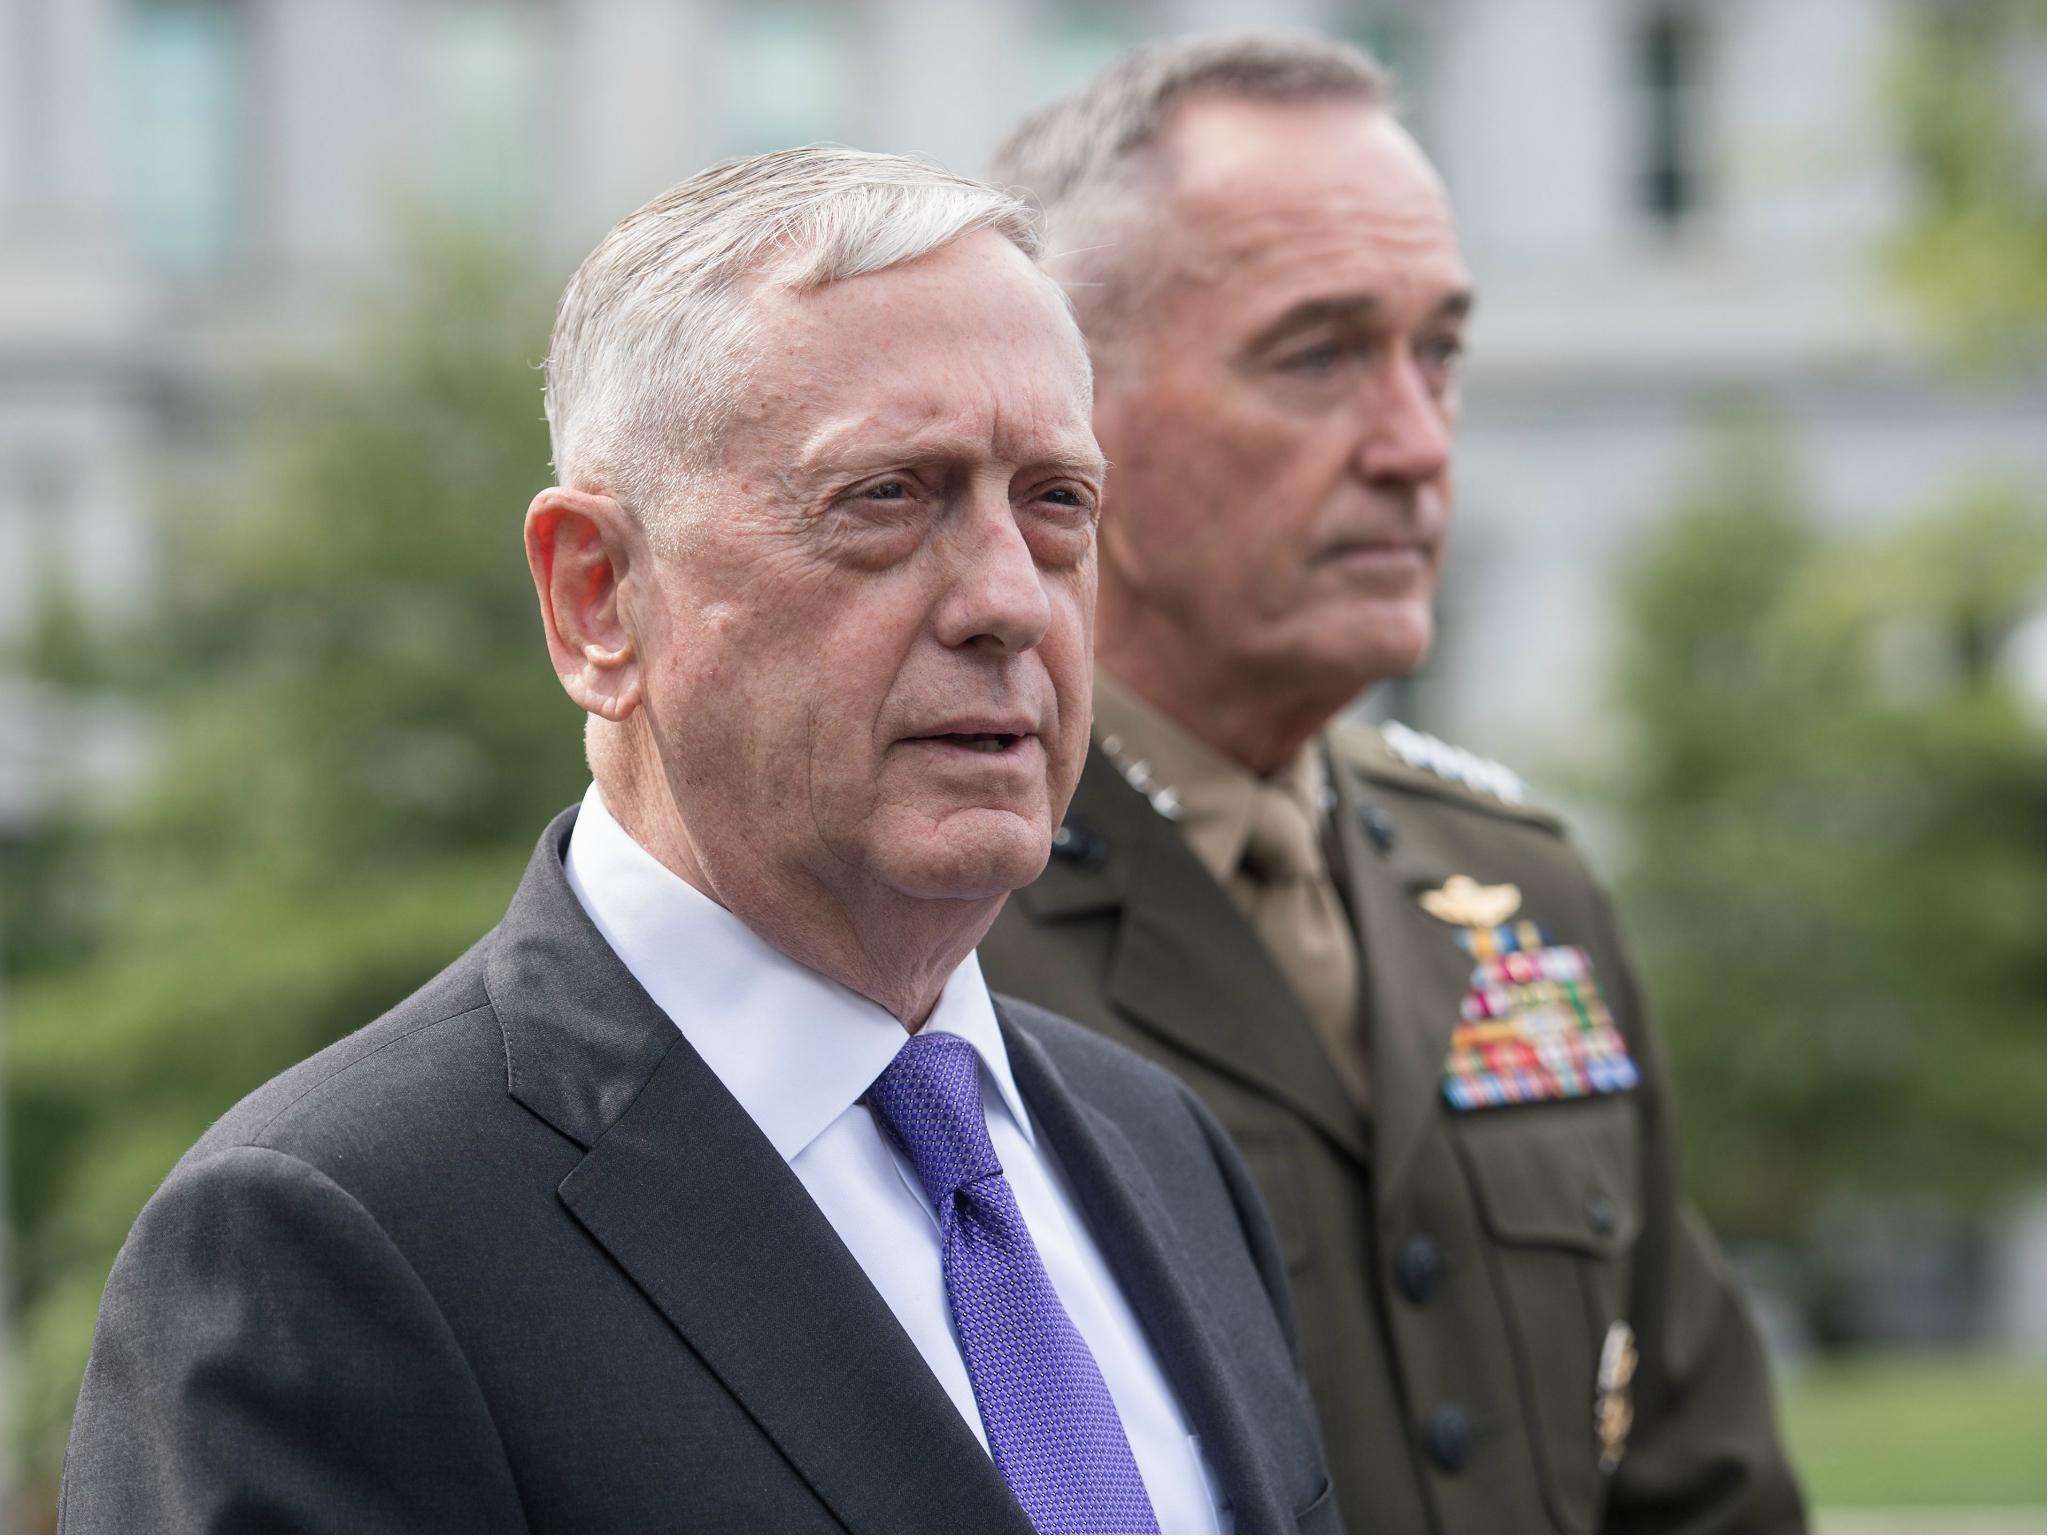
932, 487, 1052, 655
1354, 354, 1453, 489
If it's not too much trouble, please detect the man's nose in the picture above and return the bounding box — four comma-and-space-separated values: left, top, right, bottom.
933, 488, 1053, 654
1354, 354, 1453, 487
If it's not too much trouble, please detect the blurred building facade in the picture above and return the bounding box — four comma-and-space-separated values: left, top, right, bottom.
0, 7, 2043, 1442
1, 0, 2041, 806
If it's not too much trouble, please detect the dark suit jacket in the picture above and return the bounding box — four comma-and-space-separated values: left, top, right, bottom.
60, 809, 1338, 1534
982, 731, 1806, 1533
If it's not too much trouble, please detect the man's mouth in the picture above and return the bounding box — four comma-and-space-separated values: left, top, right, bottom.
1320, 537, 1429, 563
901, 720, 1039, 760
915, 732, 1025, 754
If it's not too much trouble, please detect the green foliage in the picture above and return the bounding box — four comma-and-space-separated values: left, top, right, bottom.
1882, 0, 2046, 370
1612, 410, 2045, 1240
3, 230, 587, 1502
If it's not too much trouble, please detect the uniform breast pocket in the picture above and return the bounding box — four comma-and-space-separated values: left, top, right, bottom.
1452, 1098, 1642, 1534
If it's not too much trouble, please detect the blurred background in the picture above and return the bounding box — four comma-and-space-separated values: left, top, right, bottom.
0, 0, 2040, 1528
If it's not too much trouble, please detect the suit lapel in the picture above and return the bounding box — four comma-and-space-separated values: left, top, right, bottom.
1326, 746, 1472, 1206
557, 1046, 1027, 1535
1002, 1012, 1295, 1535
488, 812, 1028, 1536
1047, 750, 1369, 1166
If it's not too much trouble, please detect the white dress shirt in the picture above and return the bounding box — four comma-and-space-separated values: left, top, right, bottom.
563, 785, 1225, 1534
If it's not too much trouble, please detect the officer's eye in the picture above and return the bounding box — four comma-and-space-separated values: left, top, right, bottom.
1420, 335, 1466, 371
1031, 483, 1098, 527
1282, 341, 1345, 374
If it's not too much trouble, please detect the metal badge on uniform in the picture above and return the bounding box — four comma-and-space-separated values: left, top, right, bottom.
1595, 1320, 1637, 1474
1418, 876, 1641, 1111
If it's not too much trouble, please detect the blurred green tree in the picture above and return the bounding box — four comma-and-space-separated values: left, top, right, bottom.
1613, 412, 2044, 1241
4, 230, 587, 1501
1609, 0, 2046, 1246
1881, 0, 2045, 369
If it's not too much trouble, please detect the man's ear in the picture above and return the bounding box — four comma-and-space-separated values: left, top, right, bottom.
524, 486, 643, 722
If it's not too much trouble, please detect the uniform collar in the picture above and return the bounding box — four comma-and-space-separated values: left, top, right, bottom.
561, 783, 1034, 1162
1090, 668, 1328, 882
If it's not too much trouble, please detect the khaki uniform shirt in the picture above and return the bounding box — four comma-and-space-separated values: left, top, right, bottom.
982, 702, 1806, 1533
1091, 674, 1371, 1108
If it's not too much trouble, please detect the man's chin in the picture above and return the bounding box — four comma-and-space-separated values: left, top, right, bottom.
872, 806, 1052, 903
1294, 602, 1435, 690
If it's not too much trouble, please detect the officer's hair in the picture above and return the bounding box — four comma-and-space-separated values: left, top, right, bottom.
545, 146, 1043, 552
991, 30, 1390, 369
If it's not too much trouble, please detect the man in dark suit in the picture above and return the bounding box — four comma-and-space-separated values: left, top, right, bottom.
60, 147, 1336, 1534
980, 32, 1806, 1532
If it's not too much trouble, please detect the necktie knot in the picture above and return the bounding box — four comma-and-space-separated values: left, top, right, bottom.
865, 1031, 1003, 1211
1241, 776, 1323, 886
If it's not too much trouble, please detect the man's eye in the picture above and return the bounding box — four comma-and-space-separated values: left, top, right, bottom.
861, 479, 912, 501
1421, 335, 1465, 370
1034, 485, 1098, 522
1283, 342, 1344, 374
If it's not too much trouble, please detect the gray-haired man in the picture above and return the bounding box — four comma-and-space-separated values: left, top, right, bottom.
980, 32, 1806, 1532
60, 148, 1337, 1534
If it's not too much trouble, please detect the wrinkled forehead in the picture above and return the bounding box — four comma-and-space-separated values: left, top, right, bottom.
731, 232, 1100, 474
1152, 96, 1465, 292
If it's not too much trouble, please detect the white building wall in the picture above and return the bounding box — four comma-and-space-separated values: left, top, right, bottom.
263, 0, 403, 280
0, 0, 2037, 814
1429, 0, 1634, 265
551, 0, 718, 258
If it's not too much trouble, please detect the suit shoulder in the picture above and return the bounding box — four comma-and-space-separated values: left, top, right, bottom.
191, 931, 505, 1163
1332, 719, 1567, 835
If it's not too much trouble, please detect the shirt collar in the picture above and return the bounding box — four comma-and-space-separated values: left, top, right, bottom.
561, 783, 1034, 1162
1090, 668, 1327, 883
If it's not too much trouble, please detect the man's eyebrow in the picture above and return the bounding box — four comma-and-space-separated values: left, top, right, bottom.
791, 426, 1107, 484
1245, 286, 1478, 352
1033, 435, 1110, 481
1434, 287, 1476, 322
1246, 294, 1381, 351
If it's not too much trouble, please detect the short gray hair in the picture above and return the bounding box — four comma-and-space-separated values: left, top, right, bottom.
545, 146, 1041, 547
991, 30, 1389, 359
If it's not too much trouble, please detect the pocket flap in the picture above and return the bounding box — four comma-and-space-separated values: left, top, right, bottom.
1456, 1101, 1641, 1255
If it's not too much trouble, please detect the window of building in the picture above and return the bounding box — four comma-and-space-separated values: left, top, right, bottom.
1635, 4, 1709, 231
1340, 1, 1421, 86
406, 0, 549, 230
1339, 1, 1429, 147
124, 0, 250, 278
1033, 0, 1163, 102
712, 0, 858, 158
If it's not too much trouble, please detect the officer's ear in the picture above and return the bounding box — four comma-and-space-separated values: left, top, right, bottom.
525, 486, 643, 723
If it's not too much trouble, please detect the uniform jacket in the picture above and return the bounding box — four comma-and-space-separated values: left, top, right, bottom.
61, 809, 1338, 1534
981, 728, 1806, 1533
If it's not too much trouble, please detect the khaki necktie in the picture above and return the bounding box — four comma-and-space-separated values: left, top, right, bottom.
1237, 778, 1370, 1109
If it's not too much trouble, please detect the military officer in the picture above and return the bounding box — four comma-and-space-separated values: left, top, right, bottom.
981, 30, 1806, 1532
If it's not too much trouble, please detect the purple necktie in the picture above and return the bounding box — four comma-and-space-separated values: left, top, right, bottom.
866, 1031, 1161, 1535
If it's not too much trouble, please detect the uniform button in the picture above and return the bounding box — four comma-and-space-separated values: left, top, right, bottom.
1426, 1404, 1473, 1472
1357, 804, 1398, 854
1049, 818, 1109, 870
1586, 1193, 1618, 1238
1396, 1235, 1443, 1303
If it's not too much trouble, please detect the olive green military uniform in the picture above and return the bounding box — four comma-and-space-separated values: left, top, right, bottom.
980, 705, 1805, 1533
